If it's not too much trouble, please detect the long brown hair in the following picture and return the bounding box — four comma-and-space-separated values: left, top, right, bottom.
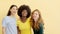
30, 9, 44, 30
7, 5, 17, 16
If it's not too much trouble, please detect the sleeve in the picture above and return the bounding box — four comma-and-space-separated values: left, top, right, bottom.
31, 27, 34, 34
38, 23, 44, 34
2, 18, 7, 27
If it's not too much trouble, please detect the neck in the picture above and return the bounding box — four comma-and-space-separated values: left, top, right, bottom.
21, 16, 27, 23
34, 19, 38, 23
10, 14, 15, 17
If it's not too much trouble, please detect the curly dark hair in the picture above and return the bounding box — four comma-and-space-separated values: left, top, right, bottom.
17, 5, 31, 18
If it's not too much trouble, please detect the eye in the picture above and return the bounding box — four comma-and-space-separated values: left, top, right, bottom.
35, 13, 38, 15
16, 8, 18, 10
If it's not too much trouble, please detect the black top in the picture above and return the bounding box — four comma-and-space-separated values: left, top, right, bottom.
33, 23, 44, 34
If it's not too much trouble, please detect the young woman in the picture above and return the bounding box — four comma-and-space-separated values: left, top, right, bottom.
2, 5, 18, 34
30, 9, 44, 34
17, 5, 32, 34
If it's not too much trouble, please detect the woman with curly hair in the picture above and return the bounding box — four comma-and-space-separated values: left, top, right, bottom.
17, 5, 32, 34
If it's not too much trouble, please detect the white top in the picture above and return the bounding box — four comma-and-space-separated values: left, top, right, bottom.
2, 16, 17, 34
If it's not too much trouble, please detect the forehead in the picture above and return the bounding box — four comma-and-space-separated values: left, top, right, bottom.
12, 6, 17, 9
34, 11, 39, 14
13, 6, 17, 8
22, 10, 27, 12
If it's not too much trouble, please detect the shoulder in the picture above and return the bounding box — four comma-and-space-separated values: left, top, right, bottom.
17, 19, 20, 23
16, 19, 20, 26
40, 22, 44, 27
16, 18, 21, 24
3, 16, 10, 20
27, 17, 31, 21
28, 17, 30, 19
2, 16, 10, 24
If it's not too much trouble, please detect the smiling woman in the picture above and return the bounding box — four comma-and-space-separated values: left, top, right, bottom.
30, 9, 44, 34
2, 5, 18, 34
17, 5, 31, 34
7, 5, 17, 16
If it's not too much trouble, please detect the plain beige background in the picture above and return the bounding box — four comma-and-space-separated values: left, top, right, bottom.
0, 0, 60, 34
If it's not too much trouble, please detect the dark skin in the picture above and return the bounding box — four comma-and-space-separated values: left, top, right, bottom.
21, 16, 27, 23
17, 26, 21, 34
17, 10, 28, 34
21, 10, 28, 23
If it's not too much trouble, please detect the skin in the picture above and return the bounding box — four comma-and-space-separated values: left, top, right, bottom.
2, 6, 17, 34
32, 11, 39, 22
21, 10, 28, 23
10, 6, 18, 16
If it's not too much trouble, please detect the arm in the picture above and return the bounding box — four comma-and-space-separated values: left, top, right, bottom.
38, 23, 44, 34
17, 20, 21, 34
2, 27, 6, 34
17, 26, 21, 34
2, 18, 7, 34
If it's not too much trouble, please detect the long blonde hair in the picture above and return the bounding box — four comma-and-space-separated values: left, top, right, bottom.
30, 9, 44, 30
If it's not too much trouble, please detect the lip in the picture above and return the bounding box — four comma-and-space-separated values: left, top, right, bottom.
13, 11, 16, 13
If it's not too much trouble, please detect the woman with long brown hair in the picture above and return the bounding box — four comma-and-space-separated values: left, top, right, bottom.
2, 5, 18, 34
30, 9, 44, 34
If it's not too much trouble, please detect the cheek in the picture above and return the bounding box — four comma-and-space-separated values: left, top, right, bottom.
24, 12, 27, 15
37, 15, 39, 19
11, 10, 16, 14
22, 12, 24, 15
22, 12, 25, 16
32, 15, 36, 19
33, 14, 37, 17
25, 12, 28, 15
34, 14, 39, 19
32, 14, 35, 18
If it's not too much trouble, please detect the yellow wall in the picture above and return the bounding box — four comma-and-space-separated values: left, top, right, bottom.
0, 0, 60, 34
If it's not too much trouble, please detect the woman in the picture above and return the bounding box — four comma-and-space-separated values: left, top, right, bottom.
17, 5, 32, 34
2, 5, 18, 34
30, 9, 44, 34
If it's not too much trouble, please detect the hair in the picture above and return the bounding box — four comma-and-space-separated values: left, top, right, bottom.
30, 9, 44, 30
17, 5, 31, 18
7, 5, 17, 16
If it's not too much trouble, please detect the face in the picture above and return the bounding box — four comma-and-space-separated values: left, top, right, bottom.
10, 6, 18, 15
22, 10, 28, 17
32, 11, 39, 21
